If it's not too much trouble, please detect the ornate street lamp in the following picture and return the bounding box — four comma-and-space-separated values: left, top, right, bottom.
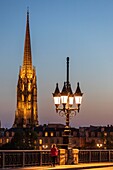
53, 57, 83, 130
97, 143, 103, 149
53, 57, 83, 164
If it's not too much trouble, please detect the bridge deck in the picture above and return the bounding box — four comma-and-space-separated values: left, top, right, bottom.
1, 162, 113, 170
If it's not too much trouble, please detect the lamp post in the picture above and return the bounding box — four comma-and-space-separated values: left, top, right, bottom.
97, 143, 103, 149
52, 57, 83, 164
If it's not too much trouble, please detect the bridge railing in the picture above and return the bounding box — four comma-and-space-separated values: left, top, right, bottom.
0, 149, 113, 168
79, 150, 113, 163
0, 150, 52, 168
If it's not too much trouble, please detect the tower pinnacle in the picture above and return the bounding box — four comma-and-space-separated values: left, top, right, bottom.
23, 9, 32, 69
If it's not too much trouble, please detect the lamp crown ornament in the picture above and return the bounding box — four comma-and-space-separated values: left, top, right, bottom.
61, 82, 68, 95
53, 83, 60, 96
75, 82, 83, 95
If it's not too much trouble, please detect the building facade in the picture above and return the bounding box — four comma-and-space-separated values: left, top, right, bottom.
1, 124, 113, 150
13, 11, 38, 128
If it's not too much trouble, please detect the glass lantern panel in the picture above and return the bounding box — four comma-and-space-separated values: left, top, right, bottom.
54, 96, 61, 105
69, 96, 74, 105
61, 96, 68, 104
75, 96, 82, 104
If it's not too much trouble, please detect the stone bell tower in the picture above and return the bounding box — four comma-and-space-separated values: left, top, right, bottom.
13, 11, 38, 128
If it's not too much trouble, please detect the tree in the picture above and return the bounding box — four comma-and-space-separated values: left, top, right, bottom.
1, 128, 38, 150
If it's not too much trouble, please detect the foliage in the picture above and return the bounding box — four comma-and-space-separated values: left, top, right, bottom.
0, 128, 38, 150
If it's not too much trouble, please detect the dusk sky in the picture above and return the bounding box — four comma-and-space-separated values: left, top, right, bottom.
0, 0, 113, 128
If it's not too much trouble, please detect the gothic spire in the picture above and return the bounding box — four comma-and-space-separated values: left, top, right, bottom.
13, 9, 38, 128
23, 9, 32, 69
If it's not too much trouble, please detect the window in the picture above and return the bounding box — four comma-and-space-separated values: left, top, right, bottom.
45, 132, 48, 137
97, 132, 101, 137
73, 131, 77, 137
11, 132, 15, 137
38, 132, 42, 137
28, 103, 31, 109
22, 84, 24, 91
28, 95, 31, 101
50, 132, 54, 137
45, 138, 48, 143
28, 83, 31, 91
0, 138, 2, 144
110, 132, 113, 136
39, 139, 42, 145
34, 140, 37, 144
6, 132, 9, 137
22, 95, 24, 101
50, 138, 54, 143
91, 132, 95, 137
56, 132, 59, 137
6, 138, 9, 143
56, 138, 59, 144
104, 132, 107, 137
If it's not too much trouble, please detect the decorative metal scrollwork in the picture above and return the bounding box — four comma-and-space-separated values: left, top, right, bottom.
69, 111, 76, 118
58, 110, 76, 118
59, 110, 66, 117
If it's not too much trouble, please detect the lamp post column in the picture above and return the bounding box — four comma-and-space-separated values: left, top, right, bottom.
66, 57, 70, 129
63, 57, 71, 149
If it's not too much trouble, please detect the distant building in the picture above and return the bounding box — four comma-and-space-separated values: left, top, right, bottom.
13, 11, 38, 128
1, 124, 113, 149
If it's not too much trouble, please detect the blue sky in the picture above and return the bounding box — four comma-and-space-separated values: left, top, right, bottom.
0, 0, 113, 128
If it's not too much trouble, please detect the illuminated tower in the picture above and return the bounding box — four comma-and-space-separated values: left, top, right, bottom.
13, 11, 38, 128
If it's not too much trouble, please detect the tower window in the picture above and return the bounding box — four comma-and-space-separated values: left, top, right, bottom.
28, 95, 31, 101
22, 95, 24, 101
28, 83, 31, 91
22, 84, 24, 91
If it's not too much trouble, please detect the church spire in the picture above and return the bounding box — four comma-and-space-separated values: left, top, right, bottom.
23, 9, 32, 69
13, 9, 39, 128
